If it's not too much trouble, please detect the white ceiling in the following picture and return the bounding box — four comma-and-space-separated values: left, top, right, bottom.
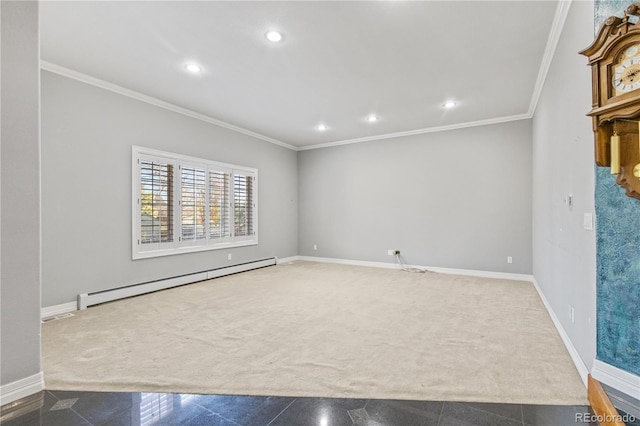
39, 1, 560, 149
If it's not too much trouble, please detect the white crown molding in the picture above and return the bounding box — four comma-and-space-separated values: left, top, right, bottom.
592, 359, 640, 400
43, 0, 571, 156
0, 372, 44, 407
531, 276, 589, 388
296, 0, 572, 152
40, 61, 298, 152
528, 0, 573, 116
297, 113, 532, 151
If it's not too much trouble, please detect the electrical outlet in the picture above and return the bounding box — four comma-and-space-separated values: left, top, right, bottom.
228, 253, 232, 260
313, 244, 317, 251
583, 213, 593, 231
571, 306, 575, 323
387, 249, 399, 256
507, 256, 513, 264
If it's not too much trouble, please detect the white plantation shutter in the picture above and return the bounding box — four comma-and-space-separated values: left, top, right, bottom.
233, 172, 255, 238
133, 147, 257, 259
209, 170, 231, 240
180, 165, 207, 244
139, 158, 174, 246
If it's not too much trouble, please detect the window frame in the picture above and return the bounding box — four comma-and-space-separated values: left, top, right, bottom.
132, 146, 258, 260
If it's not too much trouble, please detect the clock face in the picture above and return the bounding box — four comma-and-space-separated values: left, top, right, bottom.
613, 44, 640, 94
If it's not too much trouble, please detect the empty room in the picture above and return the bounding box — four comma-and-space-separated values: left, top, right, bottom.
1, 1, 639, 425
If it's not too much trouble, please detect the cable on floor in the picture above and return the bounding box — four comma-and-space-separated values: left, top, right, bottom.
394, 253, 433, 274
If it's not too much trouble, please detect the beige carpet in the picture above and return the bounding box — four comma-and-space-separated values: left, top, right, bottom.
42, 261, 587, 405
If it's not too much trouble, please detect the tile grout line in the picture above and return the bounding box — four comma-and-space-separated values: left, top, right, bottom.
46, 390, 60, 401
192, 398, 242, 426
265, 398, 297, 426
440, 401, 530, 425
70, 408, 95, 426
46, 390, 95, 426
215, 412, 243, 426
437, 401, 445, 426
380, 399, 444, 420
455, 401, 526, 424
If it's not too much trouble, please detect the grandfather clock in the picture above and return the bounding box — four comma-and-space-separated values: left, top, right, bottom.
580, 2, 640, 199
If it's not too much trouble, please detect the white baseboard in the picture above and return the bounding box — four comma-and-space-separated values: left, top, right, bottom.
0, 372, 44, 407
592, 359, 640, 400
78, 257, 277, 309
417, 265, 533, 282
47, 258, 282, 315
41, 301, 77, 319
296, 255, 533, 282
276, 255, 300, 264
297, 256, 399, 270
531, 277, 589, 387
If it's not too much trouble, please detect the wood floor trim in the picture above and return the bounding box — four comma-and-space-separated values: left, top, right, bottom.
588, 374, 626, 426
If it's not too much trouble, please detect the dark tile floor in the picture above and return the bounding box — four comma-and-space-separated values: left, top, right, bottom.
0, 390, 609, 426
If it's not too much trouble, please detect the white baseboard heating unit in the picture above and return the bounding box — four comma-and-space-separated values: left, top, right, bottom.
77, 257, 276, 310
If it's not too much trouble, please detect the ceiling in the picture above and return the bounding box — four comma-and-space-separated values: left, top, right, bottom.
39, 1, 560, 150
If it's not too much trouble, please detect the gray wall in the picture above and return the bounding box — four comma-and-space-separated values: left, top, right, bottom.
298, 120, 533, 274
532, 0, 596, 369
1, 1, 41, 385
41, 71, 298, 307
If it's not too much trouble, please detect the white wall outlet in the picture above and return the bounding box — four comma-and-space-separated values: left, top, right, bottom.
387, 249, 399, 256
583, 213, 593, 231
507, 256, 513, 264
571, 306, 575, 323
228, 253, 232, 260
313, 244, 317, 251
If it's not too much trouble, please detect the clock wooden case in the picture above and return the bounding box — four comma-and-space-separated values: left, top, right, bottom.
580, 2, 640, 200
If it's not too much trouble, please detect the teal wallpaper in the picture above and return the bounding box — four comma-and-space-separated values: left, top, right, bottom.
594, 1, 640, 376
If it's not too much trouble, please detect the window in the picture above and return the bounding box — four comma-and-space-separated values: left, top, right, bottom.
180, 165, 206, 244
209, 170, 230, 241
233, 172, 255, 239
139, 157, 175, 248
133, 146, 257, 259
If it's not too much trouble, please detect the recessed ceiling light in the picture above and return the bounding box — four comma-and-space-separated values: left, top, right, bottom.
265, 31, 283, 42
185, 63, 202, 73
443, 101, 457, 109
366, 114, 379, 123
317, 124, 328, 132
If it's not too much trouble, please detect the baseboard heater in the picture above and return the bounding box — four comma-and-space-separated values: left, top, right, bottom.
77, 257, 276, 310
